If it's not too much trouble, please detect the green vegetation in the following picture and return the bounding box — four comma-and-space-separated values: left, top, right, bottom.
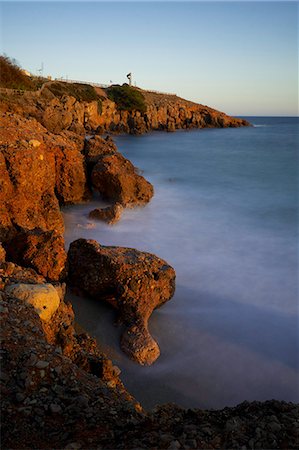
106, 84, 146, 113
47, 82, 101, 103
0, 55, 35, 90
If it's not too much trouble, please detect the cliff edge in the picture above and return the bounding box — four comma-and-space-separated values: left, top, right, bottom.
0, 78, 250, 136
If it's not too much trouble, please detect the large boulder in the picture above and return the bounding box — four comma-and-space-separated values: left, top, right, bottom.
91, 152, 154, 206
4, 228, 67, 281
68, 239, 176, 365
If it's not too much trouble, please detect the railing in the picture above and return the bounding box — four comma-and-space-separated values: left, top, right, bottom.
55, 79, 176, 96
55, 78, 110, 88
146, 89, 177, 96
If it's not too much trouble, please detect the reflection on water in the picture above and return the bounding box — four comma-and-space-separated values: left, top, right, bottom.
63, 117, 298, 409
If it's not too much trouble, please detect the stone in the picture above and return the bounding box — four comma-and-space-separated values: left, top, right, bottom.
91, 152, 154, 207
0, 111, 89, 244
68, 239, 176, 365
5, 228, 67, 281
5, 283, 60, 322
49, 403, 62, 414
0, 243, 6, 263
35, 361, 49, 369
29, 139, 41, 148
65, 443, 82, 450
84, 135, 117, 161
89, 203, 123, 224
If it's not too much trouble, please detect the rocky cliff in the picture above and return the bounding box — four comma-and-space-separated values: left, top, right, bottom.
1, 84, 297, 450
97, 88, 250, 134
1, 81, 250, 136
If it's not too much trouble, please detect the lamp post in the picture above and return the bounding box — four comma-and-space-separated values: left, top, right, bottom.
126, 72, 132, 86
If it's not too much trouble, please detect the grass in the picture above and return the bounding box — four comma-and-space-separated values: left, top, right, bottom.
0, 55, 35, 90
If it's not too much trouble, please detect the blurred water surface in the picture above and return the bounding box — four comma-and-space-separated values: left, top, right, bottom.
63, 117, 298, 409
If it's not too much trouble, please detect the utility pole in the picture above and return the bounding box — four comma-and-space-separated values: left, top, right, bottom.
37, 62, 44, 78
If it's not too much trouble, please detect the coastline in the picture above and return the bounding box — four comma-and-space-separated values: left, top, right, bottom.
1, 86, 298, 449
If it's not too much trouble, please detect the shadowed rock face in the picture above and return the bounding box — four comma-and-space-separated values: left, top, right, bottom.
67, 239, 176, 365
4, 228, 67, 281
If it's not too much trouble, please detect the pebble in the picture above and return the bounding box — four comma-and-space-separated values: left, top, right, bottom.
50, 403, 62, 414
0, 305, 8, 314
15, 393, 25, 402
36, 360, 49, 369
75, 395, 89, 408
268, 421, 281, 433
65, 443, 82, 450
168, 440, 181, 449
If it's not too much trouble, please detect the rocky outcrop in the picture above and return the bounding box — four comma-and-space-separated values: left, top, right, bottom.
0, 111, 88, 243
89, 203, 123, 224
4, 228, 67, 281
2, 274, 298, 449
96, 89, 250, 134
91, 152, 154, 206
2, 82, 250, 136
1, 260, 142, 450
84, 135, 118, 161
84, 133, 154, 209
67, 239, 176, 365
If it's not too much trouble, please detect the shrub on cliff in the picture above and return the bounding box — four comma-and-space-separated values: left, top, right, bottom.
0, 55, 34, 90
48, 81, 101, 104
106, 84, 146, 113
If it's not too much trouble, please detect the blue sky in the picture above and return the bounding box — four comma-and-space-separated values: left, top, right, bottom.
0, 1, 298, 116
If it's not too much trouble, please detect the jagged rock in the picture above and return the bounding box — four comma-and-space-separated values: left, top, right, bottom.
42, 97, 74, 134
0, 112, 89, 243
84, 135, 117, 160
91, 153, 154, 206
67, 239, 176, 365
96, 90, 250, 134
0, 243, 6, 263
0, 261, 46, 290
5, 283, 60, 322
4, 228, 67, 281
89, 203, 123, 224
53, 143, 88, 205
0, 128, 63, 241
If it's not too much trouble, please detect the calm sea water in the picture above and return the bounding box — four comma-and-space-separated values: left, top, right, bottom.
63, 117, 299, 409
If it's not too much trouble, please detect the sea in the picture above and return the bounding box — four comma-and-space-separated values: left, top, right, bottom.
63, 117, 298, 409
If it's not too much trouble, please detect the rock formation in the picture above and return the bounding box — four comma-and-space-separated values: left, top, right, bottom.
67, 239, 176, 365
91, 152, 154, 206
1, 81, 250, 137
89, 203, 123, 224
96, 89, 250, 134
0, 78, 298, 450
84, 135, 118, 161
4, 228, 67, 281
0, 111, 88, 243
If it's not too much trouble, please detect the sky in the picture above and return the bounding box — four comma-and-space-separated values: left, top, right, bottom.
0, 1, 298, 116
